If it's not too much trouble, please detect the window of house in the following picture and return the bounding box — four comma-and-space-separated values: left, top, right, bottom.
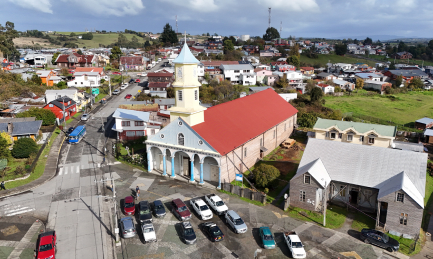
125, 131, 135, 136
195, 90, 198, 101
397, 193, 404, 202
299, 191, 306, 202
178, 90, 183, 101
75, 82, 77, 85
244, 147, 247, 157
340, 186, 346, 197
400, 213, 408, 225
330, 132, 336, 139
135, 121, 144, 126
338, 133, 342, 139
122, 121, 130, 127
178, 133, 185, 146
368, 137, 375, 144
347, 134, 353, 141
49, 104, 53, 107
234, 70, 240, 73
81, 82, 83, 84
151, 129, 155, 135
325, 132, 329, 138
360, 136, 364, 142
136, 131, 144, 136
304, 175, 311, 184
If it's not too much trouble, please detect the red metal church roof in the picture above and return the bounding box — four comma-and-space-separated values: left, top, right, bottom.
192, 89, 298, 156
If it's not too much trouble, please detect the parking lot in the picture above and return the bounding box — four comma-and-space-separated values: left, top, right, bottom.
111, 168, 385, 259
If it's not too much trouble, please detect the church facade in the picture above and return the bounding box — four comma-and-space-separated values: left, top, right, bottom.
145, 42, 298, 187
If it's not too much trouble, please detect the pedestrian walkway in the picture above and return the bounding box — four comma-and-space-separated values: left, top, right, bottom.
6, 220, 43, 259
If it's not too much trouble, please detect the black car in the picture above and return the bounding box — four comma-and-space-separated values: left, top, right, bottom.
66, 127, 75, 135
138, 201, 152, 223
180, 221, 196, 244
360, 229, 399, 252
153, 200, 166, 218
201, 222, 224, 242
129, 79, 134, 83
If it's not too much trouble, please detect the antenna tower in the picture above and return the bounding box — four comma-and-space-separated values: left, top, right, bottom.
280, 21, 282, 35
176, 15, 178, 34
268, 8, 271, 28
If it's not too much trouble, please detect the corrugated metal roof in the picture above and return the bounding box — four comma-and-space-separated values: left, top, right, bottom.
0, 120, 42, 136
416, 117, 433, 125
292, 158, 331, 188
220, 64, 254, 70
112, 108, 150, 122
314, 118, 396, 137
296, 138, 427, 208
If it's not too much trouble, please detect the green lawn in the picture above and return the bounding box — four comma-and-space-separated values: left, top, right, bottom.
366, 54, 433, 67
387, 232, 423, 256
324, 91, 433, 126
300, 54, 377, 67
287, 205, 347, 229
218, 189, 264, 207
351, 213, 376, 231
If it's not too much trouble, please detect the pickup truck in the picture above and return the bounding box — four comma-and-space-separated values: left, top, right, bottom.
190, 198, 213, 220
204, 194, 228, 215
284, 231, 306, 258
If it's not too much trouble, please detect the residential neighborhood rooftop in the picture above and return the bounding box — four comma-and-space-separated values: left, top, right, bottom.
314, 118, 397, 137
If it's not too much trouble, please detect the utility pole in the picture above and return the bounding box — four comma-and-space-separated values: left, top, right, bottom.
323, 181, 327, 227
108, 76, 112, 96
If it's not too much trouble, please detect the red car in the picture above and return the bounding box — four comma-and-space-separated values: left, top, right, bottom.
135, 79, 140, 83
112, 72, 121, 75
125, 94, 132, 99
171, 198, 192, 221
35, 231, 56, 259
124, 196, 135, 215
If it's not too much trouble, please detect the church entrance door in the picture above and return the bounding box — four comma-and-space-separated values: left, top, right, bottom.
182, 157, 190, 176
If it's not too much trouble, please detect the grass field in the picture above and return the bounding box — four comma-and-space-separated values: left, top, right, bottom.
300, 54, 377, 67
324, 91, 433, 125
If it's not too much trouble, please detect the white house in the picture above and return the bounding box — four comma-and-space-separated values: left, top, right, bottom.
317, 83, 334, 94
111, 108, 161, 141
67, 72, 101, 87
220, 64, 255, 85
279, 93, 298, 102
241, 35, 250, 41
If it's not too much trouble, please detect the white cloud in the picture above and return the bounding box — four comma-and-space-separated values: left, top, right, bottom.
256, 0, 320, 12
7, 0, 53, 14
160, 0, 219, 13
62, 0, 145, 16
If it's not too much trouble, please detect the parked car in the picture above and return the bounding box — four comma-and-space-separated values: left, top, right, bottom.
360, 229, 399, 252
120, 217, 136, 238
135, 79, 140, 83
180, 221, 197, 245
112, 72, 121, 75
112, 89, 120, 95
190, 198, 213, 220
205, 194, 228, 215
153, 200, 166, 218
120, 83, 128, 90
26, 68, 35, 73
125, 94, 132, 99
284, 231, 306, 258
123, 196, 135, 215
225, 210, 247, 234
142, 223, 156, 243
260, 226, 275, 249
138, 201, 152, 223
66, 127, 75, 135
35, 231, 56, 259
201, 222, 224, 242
81, 114, 89, 121
171, 198, 191, 221
129, 79, 135, 83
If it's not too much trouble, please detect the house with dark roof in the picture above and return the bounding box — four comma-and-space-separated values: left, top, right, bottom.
43, 97, 77, 122
55, 53, 95, 68
289, 138, 427, 239
415, 117, 433, 130
0, 120, 43, 142
120, 56, 146, 71
391, 51, 413, 60
145, 42, 298, 187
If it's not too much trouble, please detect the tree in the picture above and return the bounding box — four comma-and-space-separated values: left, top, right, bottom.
389, 62, 396, 70
16, 108, 56, 126
408, 78, 424, 89
287, 55, 300, 68
11, 138, 38, 159
0, 135, 10, 160
297, 112, 318, 128
289, 44, 300, 58
82, 32, 93, 40
0, 132, 12, 146
70, 32, 76, 37
355, 78, 364, 89
0, 21, 20, 60
52, 52, 61, 65
262, 27, 280, 41
253, 163, 280, 188
363, 37, 373, 45
394, 75, 403, 88
77, 49, 83, 55
159, 23, 178, 45
31, 74, 42, 85
334, 43, 347, 55
166, 87, 175, 98
223, 39, 234, 52
305, 79, 316, 93
144, 40, 151, 48
117, 33, 128, 47
60, 68, 69, 77
310, 87, 324, 102
275, 77, 288, 88
110, 46, 122, 60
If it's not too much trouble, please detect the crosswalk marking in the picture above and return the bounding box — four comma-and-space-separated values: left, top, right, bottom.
59, 168, 63, 175
1, 204, 36, 217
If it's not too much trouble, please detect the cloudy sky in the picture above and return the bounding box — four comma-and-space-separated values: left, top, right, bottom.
2, 0, 432, 40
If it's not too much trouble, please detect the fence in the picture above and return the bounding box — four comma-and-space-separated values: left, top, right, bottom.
222, 180, 267, 204
27, 127, 57, 174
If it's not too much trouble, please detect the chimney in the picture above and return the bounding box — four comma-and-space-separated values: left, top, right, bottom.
7, 122, 13, 134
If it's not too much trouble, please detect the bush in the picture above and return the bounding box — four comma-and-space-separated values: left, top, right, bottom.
14, 166, 25, 176
16, 107, 56, 126
253, 163, 280, 188
11, 138, 39, 159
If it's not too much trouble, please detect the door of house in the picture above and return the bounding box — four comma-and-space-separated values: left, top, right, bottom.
210, 165, 219, 182
182, 157, 189, 176
159, 155, 163, 170
378, 202, 388, 227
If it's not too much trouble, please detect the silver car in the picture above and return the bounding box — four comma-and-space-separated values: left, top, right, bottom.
120, 217, 136, 238
81, 114, 89, 121
225, 210, 248, 234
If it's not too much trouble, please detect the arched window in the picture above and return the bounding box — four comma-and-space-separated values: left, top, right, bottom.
178, 133, 185, 146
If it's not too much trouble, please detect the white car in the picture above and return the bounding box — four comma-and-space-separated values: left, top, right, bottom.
205, 194, 228, 215
112, 89, 120, 95
142, 223, 156, 243
120, 83, 128, 90
190, 198, 213, 220
284, 231, 306, 258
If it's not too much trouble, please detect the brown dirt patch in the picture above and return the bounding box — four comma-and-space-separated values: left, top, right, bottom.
13, 37, 56, 47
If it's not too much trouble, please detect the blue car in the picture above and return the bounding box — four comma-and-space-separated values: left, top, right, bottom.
259, 226, 276, 249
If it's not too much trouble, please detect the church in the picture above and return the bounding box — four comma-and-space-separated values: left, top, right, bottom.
145, 42, 298, 188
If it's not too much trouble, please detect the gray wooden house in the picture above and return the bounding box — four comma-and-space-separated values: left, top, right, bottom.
289, 138, 427, 239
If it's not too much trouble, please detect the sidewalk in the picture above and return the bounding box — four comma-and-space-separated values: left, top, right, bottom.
411, 210, 433, 258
